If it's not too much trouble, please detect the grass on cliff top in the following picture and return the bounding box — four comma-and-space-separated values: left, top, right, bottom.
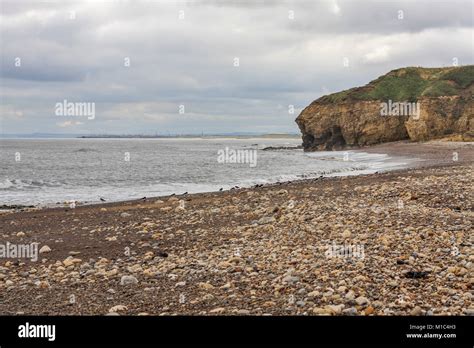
320, 65, 474, 103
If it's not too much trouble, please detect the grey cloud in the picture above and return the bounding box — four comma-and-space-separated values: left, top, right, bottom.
0, 0, 473, 134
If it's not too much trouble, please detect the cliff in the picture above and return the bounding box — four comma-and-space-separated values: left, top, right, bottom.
295, 66, 474, 150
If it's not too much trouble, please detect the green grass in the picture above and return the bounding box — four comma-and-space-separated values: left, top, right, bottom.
422, 81, 459, 97
439, 66, 474, 88
319, 66, 473, 103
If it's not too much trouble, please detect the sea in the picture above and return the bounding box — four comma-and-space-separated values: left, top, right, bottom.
0, 138, 414, 206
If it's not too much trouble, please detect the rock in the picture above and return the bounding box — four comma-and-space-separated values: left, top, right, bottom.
175, 281, 186, 287
312, 307, 331, 315
257, 216, 276, 225
342, 307, 358, 315
342, 229, 351, 238
464, 308, 474, 316
35, 281, 50, 289
355, 296, 369, 306
325, 304, 345, 314
120, 275, 138, 285
410, 306, 423, 316
220, 282, 231, 289
16, 232, 26, 237
39, 245, 51, 254
364, 306, 375, 315
197, 282, 214, 290
405, 271, 429, 279
109, 305, 128, 313
345, 290, 355, 301
282, 275, 300, 284
236, 309, 250, 315
63, 257, 82, 267
120, 212, 131, 218
296, 300, 306, 307
209, 307, 225, 314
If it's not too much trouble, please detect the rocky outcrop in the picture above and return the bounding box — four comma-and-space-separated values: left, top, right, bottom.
296, 66, 474, 150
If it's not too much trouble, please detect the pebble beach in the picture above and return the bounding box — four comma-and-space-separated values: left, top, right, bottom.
0, 142, 472, 316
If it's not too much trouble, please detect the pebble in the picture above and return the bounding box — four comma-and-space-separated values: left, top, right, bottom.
410, 306, 423, 316
120, 275, 139, 285
282, 275, 299, 284
342, 307, 358, 315
355, 296, 369, 306
39, 245, 51, 254
109, 305, 128, 313
257, 216, 276, 225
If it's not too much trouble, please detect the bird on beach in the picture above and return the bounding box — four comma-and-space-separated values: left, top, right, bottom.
99, 197, 106, 202
219, 188, 223, 191
183, 192, 188, 195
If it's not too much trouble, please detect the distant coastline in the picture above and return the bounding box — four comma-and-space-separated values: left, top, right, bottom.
0, 133, 301, 139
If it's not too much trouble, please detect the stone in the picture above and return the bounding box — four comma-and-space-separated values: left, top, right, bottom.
345, 290, 355, 301
109, 305, 128, 313
355, 296, 369, 306
325, 304, 345, 314
120, 275, 138, 285
257, 216, 276, 225
236, 309, 250, 315
209, 307, 225, 314
342, 307, 358, 315
312, 307, 331, 315
464, 308, 474, 316
282, 275, 299, 284
63, 257, 82, 267
365, 306, 375, 315
197, 282, 214, 290
39, 245, 52, 254
410, 306, 423, 316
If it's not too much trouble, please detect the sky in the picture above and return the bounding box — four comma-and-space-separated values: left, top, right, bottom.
0, 0, 473, 135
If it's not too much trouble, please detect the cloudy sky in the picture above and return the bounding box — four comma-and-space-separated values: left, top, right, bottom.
0, 0, 473, 135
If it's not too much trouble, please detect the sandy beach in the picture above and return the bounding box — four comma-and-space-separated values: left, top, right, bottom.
0, 141, 472, 316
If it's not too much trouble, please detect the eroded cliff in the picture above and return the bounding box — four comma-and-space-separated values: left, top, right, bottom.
296, 66, 473, 150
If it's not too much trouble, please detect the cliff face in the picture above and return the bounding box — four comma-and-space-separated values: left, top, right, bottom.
296, 66, 474, 150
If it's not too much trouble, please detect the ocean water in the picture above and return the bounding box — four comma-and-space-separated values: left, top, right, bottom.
0, 138, 413, 206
